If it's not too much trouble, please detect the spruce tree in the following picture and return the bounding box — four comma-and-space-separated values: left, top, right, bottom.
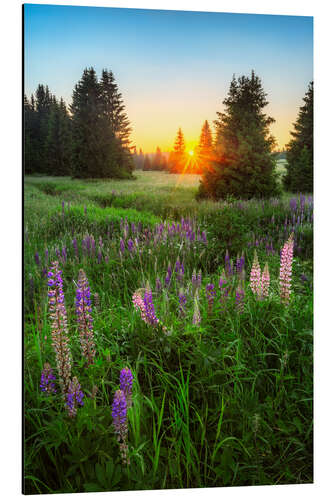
153, 146, 164, 171
197, 120, 213, 174
143, 154, 152, 171
284, 81, 313, 192
71, 67, 123, 179
169, 128, 186, 173
198, 71, 278, 199
45, 98, 72, 176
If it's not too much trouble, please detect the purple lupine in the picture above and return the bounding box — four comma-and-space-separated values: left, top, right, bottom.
235, 282, 245, 313
91, 237, 96, 257
55, 248, 61, 259
47, 261, 72, 396
206, 283, 216, 313
66, 376, 84, 418
120, 238, 125, 254
143, 288, 159, 326
120, 368, 133, 408
165, 264, 172, 287
236, 254, 245, 275
201, 231, 207, 244
112, 389, 129, 465
179, 290, 187, 316
97, 250, 102, 264
219, 271, 229, 303
128, 239, 134, 253
40, 363, 57, 394
34, 252, 40, 266
75, 269, 95, 365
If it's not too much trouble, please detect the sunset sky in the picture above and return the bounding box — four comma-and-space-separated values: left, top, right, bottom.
24, 4, 313, 153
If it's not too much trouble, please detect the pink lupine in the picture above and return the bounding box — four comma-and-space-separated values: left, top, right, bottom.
261, 262, 270, 298
279, 234, 294, 305
132, 290, 148, 323
250, 250, 261, 298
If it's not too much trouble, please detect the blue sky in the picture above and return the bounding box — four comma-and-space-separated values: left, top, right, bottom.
24, 4, 313, 152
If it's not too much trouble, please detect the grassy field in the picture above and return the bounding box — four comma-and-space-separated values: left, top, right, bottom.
24, 172, 313, 494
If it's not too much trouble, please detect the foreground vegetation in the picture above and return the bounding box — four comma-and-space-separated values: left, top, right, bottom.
24, 172, 313, 494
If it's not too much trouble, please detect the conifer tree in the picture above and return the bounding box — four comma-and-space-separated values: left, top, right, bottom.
169, 128, 186, 173
199, 71, 279, 199
143, 154, 152, 171
197, 120, 213, 173
152, 146, 165, 171
284, 81, 313, 192
45, 98, 72, 176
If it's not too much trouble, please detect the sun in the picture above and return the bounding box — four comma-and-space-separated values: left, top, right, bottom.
188, 150, 194, 156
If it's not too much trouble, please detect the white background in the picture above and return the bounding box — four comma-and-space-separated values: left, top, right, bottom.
0, 0, 332, 498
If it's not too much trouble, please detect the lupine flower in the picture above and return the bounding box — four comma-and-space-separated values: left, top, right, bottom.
279, 234, 294, 305
250, 250, 262, 298
143, 287, 159, 325
132, 291, 148, 323
120, 238, 125, 254
192, 292, 201, 325
165, 265, 172, 287
206, 283, 216, 313
66, 376, 84, 418
235, 282, 245, 313
40, 363, 56, 394
112, 389, 129, 465
201, 231, 207, 244
75, 269, 95, 365
47, 261, 72, 395
97, 250, 102, 264
261, 262, 270, 298
34, 252, 40, 266
236, 254, 245, 275
179, 289, 187, 316
61, 246, 67, 263
120, 368, 133, 408
128, 239, 134, 253
219, 271, 229, 301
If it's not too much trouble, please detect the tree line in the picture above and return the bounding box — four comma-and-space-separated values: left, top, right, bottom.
24, 68, 313, 196
24, 67, 134, 178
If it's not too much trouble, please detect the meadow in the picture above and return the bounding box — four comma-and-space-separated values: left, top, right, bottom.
24, 171, 313, 494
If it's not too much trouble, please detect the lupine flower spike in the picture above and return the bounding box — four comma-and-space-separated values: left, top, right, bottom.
40, 363, 57, 394
261, 262, 270, 298
112, 389, 129, 465
250, 250, 262, 298
192, 291, 201, 325
120, 368, 133, 408
47, 262, 72, 396
75, 269, 96, 365
235, 281, 245, 313
279, 234, 294, 305
66, 376, 84, 418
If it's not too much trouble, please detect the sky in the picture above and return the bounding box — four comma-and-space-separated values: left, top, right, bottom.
24, 4, 313, 153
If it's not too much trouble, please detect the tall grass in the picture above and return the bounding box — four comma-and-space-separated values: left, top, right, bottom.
24, 173, 313, 493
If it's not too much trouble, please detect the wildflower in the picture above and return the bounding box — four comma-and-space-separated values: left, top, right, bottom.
34, 252, 40, 266
40, 363, 56, 394
97, 250, 102, 264
250, 250, 261, 298
179, 289, 187, 316
120, 238, 125, 254
112, 389, 129, 465
192, 292, 201, 325
75, 269, 96, 365
225, 250, 232, 276
66, 376, 84, 418
143, 287, 159, 325
155, 277, 162, 292
165, 264, 172, 287
201, 231, 207, 244
261, 262, 270, 298
235, 282, 245, 313
206, 283, 216, 313
132, 291, 147, 323
47, 262, 72, 395
120, 368, 133, 408
279, 234, 294, 305
128, 239, 134, 252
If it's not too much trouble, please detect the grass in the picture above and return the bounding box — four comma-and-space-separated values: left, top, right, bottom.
24, 171, 313, 494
